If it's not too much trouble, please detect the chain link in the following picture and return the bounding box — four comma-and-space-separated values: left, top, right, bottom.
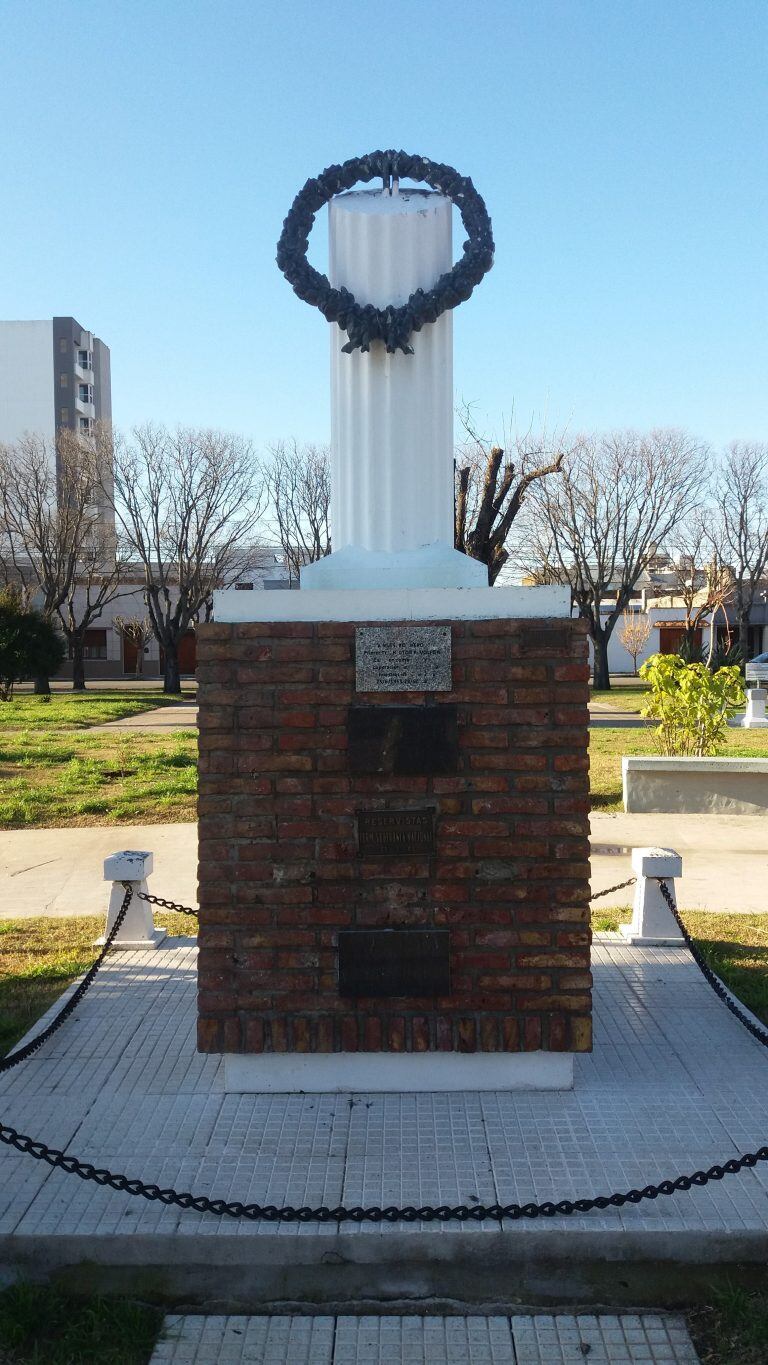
591, 876, 637, 900
2, 879, 768, 1223
135, 890, 198, 917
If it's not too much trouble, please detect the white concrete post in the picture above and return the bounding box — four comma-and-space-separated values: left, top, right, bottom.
620, 847, 684, 947
742, 688, 768, 728
301, 187, 485, 591
96, 850, 166, 950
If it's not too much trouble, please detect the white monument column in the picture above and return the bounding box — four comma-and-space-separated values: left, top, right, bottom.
301, 188, 486, 591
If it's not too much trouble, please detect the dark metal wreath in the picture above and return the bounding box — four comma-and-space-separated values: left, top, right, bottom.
276, 149, 494, 355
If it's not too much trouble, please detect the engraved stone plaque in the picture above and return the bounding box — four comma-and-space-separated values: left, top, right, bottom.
356, 625, 452, 692
338, 929, 450, 997
348, 704, 459, 775
357, 808, 436, 857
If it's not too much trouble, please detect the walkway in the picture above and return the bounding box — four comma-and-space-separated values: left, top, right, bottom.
152, 1311, 701, 1362
1, 932, 767, 1308
2, 814, 766, 918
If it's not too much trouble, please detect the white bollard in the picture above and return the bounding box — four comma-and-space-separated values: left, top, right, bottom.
620, 847, 685, 947
96, 850, 166, 950
742, 688, 768, 729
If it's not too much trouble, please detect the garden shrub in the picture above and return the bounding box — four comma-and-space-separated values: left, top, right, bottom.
640, 653, 745, 756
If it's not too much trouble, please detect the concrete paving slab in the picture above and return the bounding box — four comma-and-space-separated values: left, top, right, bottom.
2, 933, 768, 1307
151, 1312, 701, 1363
590, 812, 768, 912
89, 703, 198, 732
0, 823, 198, 919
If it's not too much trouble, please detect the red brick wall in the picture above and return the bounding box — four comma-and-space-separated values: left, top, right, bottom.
196, 617, 592, 1056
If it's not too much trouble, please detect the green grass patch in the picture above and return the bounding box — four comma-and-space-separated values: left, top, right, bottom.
0, 1281, 163, 1364
689, 1282, 768, 1364
0, 690, 194, 731
0, 730, 197, 828
588, 727, 768, 811
590, 684, 649, 712
0, 912, 196, 1057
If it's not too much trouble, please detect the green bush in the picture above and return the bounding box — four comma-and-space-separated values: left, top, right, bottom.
640, 653, 745, 756
0, 591, 65, 700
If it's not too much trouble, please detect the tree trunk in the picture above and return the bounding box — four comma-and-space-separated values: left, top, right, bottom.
737, 612, 750, 661
33, 676, 51, 696
163, 643, 182, 695
592, 632, 611, 689
71, 640, 86, 691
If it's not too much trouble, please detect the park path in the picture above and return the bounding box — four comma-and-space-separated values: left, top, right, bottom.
1, 814, 766, 919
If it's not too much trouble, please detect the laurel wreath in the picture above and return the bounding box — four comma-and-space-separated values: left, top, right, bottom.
276, 150, 494, 355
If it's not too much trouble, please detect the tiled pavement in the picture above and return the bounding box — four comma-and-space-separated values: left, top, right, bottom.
1, 931, 768, 1300
151, 1311, 701, 1362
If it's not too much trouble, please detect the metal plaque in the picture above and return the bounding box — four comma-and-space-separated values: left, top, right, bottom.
356, 625, 452, 693
356, 808, 436, 857
521, 624, 570, 653
347, 704, 459, 775
338, 929, 450, 998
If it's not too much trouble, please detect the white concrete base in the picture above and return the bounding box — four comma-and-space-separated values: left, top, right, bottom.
223, 1050, 574, 1094
214, 583, 571, 623
95, 929, 167, 950
300, 541, 488, 591
741, 688, 768, 728
620, 847, 684, 946
623, 756, 768, 814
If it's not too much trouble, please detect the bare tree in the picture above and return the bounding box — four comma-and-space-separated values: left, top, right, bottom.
525, 429, 707, 688
263, 440, 331, 584
618, 609, 652, 674
113, 614, 154, 678
0, 429, 121, 691
715, 441, 768, 659
454, 409, 569, 584
109, 425, 264, 693
654, 513, 732, 652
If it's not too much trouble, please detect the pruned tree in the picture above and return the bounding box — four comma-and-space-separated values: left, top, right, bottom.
109, 425, 265, 693
263, 440, 331, 584
454, 409, 570, 584
0, 428, 121, 691
656, 513, 732, 653
525, 429, 707, 688
715, 441, 768, 659
113, 614, 154, 678
618, 610, 652, 674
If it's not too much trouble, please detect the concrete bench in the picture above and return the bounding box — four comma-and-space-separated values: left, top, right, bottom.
622, 756, 768, 814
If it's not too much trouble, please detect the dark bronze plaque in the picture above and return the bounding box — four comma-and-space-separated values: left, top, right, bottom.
356, 808, 435, 857
347, 704, 459, 775
338, 929, 450, 997
521, 624, 570, 653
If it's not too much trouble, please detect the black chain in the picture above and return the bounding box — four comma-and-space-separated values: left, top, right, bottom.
136, 890, 198, 917
591, 876, 637, 900
0, 885, 133, 1075
656, 878, 768, 1049
3, 881, 768, 1223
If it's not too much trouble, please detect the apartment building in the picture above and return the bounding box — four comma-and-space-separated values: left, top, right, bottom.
0, 316, 111, 449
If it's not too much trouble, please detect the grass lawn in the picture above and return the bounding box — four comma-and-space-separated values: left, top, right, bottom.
0, 730, 197, 828
0, 1281, 163, 1364
589, 727, 768, 811
591, 683, 649, 712
688, 1284, 768, 1365
0, 690, 195, 731
0, 912, 195, 1056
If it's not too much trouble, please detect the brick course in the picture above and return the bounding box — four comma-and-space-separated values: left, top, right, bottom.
196, 617, 592, 1055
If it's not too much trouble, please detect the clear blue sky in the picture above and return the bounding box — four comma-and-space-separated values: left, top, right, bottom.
2, 0, 766, 449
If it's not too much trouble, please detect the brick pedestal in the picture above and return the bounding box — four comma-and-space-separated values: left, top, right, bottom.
196, 616, 592, 1062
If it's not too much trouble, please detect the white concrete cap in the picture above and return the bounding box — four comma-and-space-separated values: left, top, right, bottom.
214, 583, 572, 623
300, 541, 487, 591
103, 849, 154, 881
631, 846, 683, 878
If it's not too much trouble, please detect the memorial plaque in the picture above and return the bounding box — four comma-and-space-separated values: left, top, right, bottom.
338, 929, 450, 997
521, 624, 570, 653
348, 704, 459, 775
357, 807, 436, 857
356, 625, 452, 692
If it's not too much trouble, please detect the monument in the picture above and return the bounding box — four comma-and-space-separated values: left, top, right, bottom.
196, 150, 591, 1092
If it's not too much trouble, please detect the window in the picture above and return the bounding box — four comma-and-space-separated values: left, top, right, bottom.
78, 348, 90, 368
69, 629, 107, 660
60, 407, 69, 423
60, 338, 68, 353
60, 373, 68, 388
78, 383, 93, 403
79, 417, 92, 433
235, 582, 254, 591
